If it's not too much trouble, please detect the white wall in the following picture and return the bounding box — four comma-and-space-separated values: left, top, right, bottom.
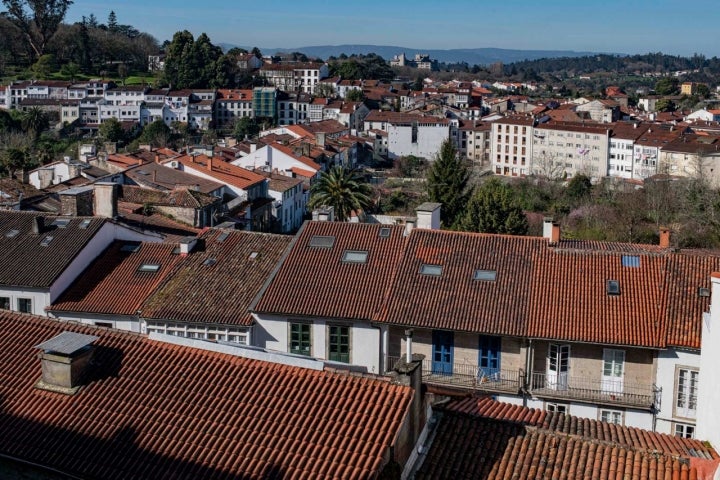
655, 348, 700, 435
697, 275, 720, 449
251, 313, 381, 373
52, 312, 140, 333
0, 287, 50, 316
387, 124, 449, 160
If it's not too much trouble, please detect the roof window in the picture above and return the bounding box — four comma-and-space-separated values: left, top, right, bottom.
138, 263, 160, 273
621, 255, 640, 267
5, 229, 19, 238
40, 235, 54, 247
78, 219, 92, 229
52, 218, 70, 228
607, 280, 620, 296
699, 287, 711, 298
216, 232, 230, 243
342, 250, 368, 264
120, 243, 141, 253
473, 269, 497, 281
309, 235, 335, 248
379, 227, 391, 238
203, 258, 217, 267
420, 264, 442, 276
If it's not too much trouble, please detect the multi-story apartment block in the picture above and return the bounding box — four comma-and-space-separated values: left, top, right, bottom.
258, 62, 329, 94
531, 121, 609, 179
575, 99, 621, 123
608, 122, 650, 179
214, 89, 254, 130
632, 126, 683, 179
490, 116, 534, 177
364, 110, 450, 160
252, 87, 278, 122
658, 133, 720, 183
461, 120, 492, 167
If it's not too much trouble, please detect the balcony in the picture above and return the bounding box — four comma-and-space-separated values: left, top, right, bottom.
387, 356, 522, 394
528, 372, 657, 409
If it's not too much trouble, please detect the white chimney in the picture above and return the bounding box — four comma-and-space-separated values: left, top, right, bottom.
543, 217, 554, 239
415, 202, 441, 229
93, 182, 118, 219
405, 329, 413, 363
179, 236, 197, 256
404, 218, 416, 236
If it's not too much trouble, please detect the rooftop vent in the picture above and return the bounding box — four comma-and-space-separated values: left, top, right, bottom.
35, 331, 98, 395
31, 216, 44, 235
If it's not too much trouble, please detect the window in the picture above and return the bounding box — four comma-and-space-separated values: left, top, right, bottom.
138, 263, 161, 272
546, 403, 568, 415
17, 298, 32, 314
342, 250, 368, 263
621, 255, 640, 267
607, 280, 620, 295
290, 323, 311, 356
473, 269, 497, 281
95, 322, 113, 328
676, 367, 699, 419
478, 335, 501, 379
309, 235, 335, 248
328, 325, 350, 363
420, 264, 442, 276
674, 423, 695, 439
0, 297, 9, 310
599, 409, 623, 425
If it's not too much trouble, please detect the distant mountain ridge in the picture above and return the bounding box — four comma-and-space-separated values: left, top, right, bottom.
219, 43, 604, 65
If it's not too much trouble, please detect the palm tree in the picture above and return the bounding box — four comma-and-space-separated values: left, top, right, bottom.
21, 107, 49, 139
308, 166, 373, 222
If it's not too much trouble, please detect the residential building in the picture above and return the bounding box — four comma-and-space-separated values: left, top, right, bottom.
531, 121, 609, 179
459, 120, 491, 167
490, 116, 534, 177
575, 99, 621, 123
608, 122, 650, 178
257, 62, 329, 94
252, 86, 278, 121
233, 143, 323, 182
658, 133, 720, 182
263, 172, 306, 233
390, 53, 437, 70
363, 110, 450, 160
214, 89, 253, 129
276, 91, 310, 125
632, 126, 683, 179
0, 311, 416, 479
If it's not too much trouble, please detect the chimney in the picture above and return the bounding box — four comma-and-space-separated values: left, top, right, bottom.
179, 236, 197, 256
31, 216, 44, 234
415, 202, 441, 229
543, 217, 560, 244
388, 349, 425, 470
659, 227, 671, 248
152, 169, 157, 183
59, 186, 94, 216
93, 182, 118, 219
404, 218, 416, 236
551, 223, 560, 244
405, 329, 413, 363
155, 154, 160, 164
137, 158, 143, 166
34, 331, 98, 395
207, 156, 213, 171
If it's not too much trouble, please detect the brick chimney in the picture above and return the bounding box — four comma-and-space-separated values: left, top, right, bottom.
543, 217, 560, 244
207, 156, 213, 171
659, 227, 671, 248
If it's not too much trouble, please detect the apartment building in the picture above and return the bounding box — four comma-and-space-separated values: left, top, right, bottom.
490, 116, 534, 177
531, 121, 609, 179
257, 62, 329, 95
364, 110, 450, 160
608, 122, 650, 178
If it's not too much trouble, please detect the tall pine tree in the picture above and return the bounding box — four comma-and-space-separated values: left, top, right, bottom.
459, 178, 528, 235
426, 139, 470, 228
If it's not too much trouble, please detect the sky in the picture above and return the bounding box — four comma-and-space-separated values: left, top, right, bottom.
66, 0, 720, 57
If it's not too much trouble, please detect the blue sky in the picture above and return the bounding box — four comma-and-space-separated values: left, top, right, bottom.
66, 0, 720, 57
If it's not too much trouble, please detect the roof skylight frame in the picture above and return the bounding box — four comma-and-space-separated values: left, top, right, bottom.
621, 255, 641, 268
120, 243, 141, 253
78, 219, 92, 229
52, 218, 71, 228
342, 250, 369, 264
699, 287, 711, 298
309, 235, 335, 248
379, 227, 391, 238
5, 229, 19, 238
40, 235, 54, 247
607, 279, 620, 296
473, 269, 497, 282
420, 264, 443, 276
203, 258, 217, 267
138, 263, 160, 273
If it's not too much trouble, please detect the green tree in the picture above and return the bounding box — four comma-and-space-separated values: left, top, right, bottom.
566, 174, 592, 201
232, 116, 260, 141
308, 166, 373, 222
21, 107, 49, 138
426, 139, 470, 228
251, 46, 262, 59
140, 119, 171, 147
59, 61, 80, 81
107, 10, 117, 32
98, 118, 125, 143
30, 53, 55, 79
345, 89, 364, 102
459, 178, 529, 235
655, 98, 676, 112
655, 77, 679, 95
1, 0, 73, 60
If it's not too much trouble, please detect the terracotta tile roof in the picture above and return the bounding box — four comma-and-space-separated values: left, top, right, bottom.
0, 311, 413, 479
378, 230, 544, 336
365, 110, 449, 125
119, 184, 219, 208
253, 222, 407, 320
172, 154, 266, 190
49, 241, 182, 315
142, 229, 293, 326
414, 397, 716, 480
125, 162, 223, 194
0, 212, 105, 288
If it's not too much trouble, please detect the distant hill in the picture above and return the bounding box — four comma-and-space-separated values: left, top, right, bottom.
219, 44, 603, 65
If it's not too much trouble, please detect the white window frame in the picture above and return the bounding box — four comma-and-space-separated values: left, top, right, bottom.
546, 402, 569, 415
674, 422, 695, 439
599, 408, 624, 425
675, 366, 699, 420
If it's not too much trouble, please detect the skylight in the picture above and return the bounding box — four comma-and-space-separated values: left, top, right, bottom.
379, 227, 391, 238
248, 252, 258, 260
138, 263, 160, 273
78, 219, 92, 229
607, 280, 620, 296
699, 287, 711, 298
40, 236, 54, 247
120, 243, 141, 253
342, 250, 368, 263
203, 258, 217, 266
309, 235, 335, 248
473, 269, 497, 282
5, 229, 19, 238
216, 232, 230, 243
621, 255, 640, 267
420, 264, 442, 276
52, 218, 70, 228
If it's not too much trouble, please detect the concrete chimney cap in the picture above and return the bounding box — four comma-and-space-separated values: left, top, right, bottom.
35, 332, 98, 355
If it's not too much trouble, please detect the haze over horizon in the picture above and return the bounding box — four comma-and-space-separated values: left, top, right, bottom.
66, 0, 720, 58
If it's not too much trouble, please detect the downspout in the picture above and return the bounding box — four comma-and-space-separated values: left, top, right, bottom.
523, 339, 534, 407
